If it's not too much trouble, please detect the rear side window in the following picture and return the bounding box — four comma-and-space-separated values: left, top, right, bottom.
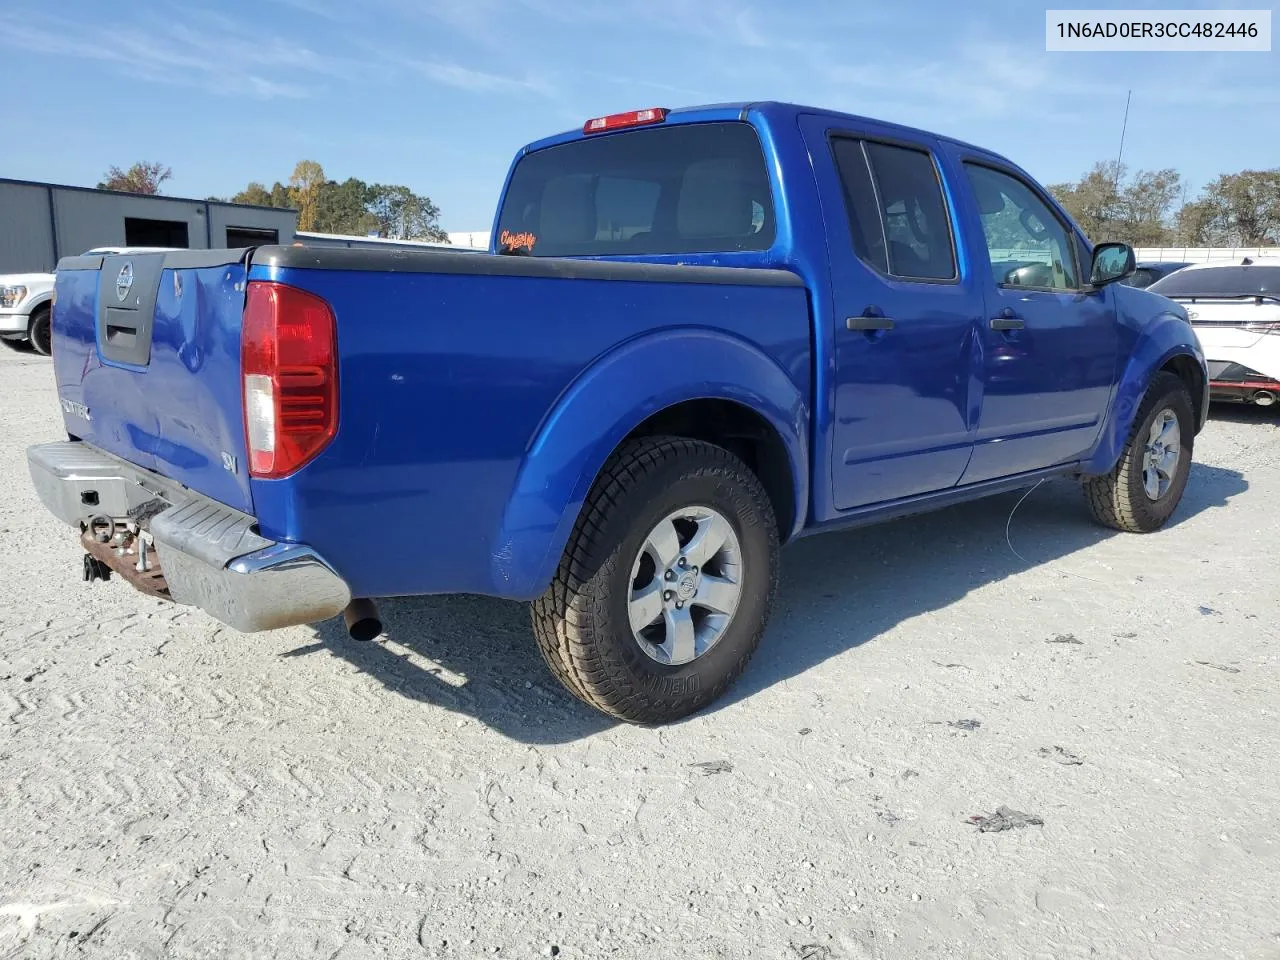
496, 121, 774, 257
830, 137, 957, 282
1150, 265, 1280, 298
831, 139, 889, 273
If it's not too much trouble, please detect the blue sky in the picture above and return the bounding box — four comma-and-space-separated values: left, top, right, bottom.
2, 0, 1276, 231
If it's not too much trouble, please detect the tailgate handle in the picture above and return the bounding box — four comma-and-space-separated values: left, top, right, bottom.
104, 309, 142, 350
106, 323, 138, 345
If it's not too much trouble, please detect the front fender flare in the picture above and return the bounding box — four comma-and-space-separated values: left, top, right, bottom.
1084, 310, 1206, 476
492, 328, 809, 600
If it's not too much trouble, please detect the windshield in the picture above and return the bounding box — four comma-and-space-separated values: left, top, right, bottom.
1150, 264, 1280, 299
495, 121, 774, 257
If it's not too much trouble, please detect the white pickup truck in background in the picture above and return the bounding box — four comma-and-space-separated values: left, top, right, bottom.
1, 247, 176, 355
1, 270, 55, 355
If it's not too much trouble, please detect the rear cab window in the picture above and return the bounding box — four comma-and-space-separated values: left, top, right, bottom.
496, 121, 775, 257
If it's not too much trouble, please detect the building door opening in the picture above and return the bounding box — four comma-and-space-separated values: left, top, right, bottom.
124, 217, 190, 248
225, 226, 279, 247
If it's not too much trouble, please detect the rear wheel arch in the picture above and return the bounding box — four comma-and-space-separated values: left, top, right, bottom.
493, 331, 809, 599
619, 397, 799, 539
512, 393, 805, 600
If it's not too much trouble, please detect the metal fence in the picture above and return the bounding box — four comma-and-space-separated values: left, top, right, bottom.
1134, 246, 1280, 263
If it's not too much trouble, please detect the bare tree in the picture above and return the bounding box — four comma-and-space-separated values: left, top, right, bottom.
98, 162, 173, 195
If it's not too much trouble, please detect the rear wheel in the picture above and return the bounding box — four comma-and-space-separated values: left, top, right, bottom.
27, 306, 51, 356
531, 435, 779, 724
1083, 371, 1194, 533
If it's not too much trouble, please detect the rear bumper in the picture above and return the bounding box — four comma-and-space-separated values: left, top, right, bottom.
1206, 358, 1280, 404
27, 441, 351, 632
1209, 379, 1280, 404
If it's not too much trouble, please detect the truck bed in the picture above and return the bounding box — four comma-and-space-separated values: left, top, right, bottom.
50, 245, 811, 600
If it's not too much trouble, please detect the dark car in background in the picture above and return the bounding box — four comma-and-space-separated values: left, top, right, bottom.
1123, 261, 1193, 289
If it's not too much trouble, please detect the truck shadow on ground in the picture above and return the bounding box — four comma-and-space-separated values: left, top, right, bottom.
302, 464, 1246, 745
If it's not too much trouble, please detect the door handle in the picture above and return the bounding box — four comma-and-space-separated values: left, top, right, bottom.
990, 313, 1025, 331
847, 315, 895, 331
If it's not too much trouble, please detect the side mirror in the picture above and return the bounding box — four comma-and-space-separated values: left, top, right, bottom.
1090, 242, 1136, 287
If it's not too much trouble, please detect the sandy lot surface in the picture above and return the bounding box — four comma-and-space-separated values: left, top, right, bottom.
1, 345, 1278, 960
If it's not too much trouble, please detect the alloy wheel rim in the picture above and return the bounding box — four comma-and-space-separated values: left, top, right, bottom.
627, 506, 743, 666
1141, 408, 1181, 501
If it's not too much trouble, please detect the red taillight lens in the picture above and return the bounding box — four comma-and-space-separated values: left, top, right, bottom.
241, 281, 338, 479
582, 107, 668, 135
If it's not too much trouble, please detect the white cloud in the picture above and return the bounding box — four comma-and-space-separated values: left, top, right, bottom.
407, 61, 554, 97
820, 40, 1104, 127
262, 0, 349, 20
0, 12, 320, 99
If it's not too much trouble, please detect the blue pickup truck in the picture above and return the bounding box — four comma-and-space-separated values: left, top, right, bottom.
29, 101, 1206, 724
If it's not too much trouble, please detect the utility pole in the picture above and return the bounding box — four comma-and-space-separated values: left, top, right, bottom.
1109, 89, 1132, 228
1115, 89, 1132, 183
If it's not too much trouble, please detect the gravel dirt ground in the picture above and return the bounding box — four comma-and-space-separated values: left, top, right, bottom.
1, 344, 1278, 960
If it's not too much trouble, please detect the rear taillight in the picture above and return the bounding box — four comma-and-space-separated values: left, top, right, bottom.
241, 281, 338, 479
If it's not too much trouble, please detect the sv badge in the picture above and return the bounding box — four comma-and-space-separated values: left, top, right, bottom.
221, 451, 237, 473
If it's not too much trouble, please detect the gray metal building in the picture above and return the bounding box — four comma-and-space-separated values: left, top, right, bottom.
0, 178, 299, 274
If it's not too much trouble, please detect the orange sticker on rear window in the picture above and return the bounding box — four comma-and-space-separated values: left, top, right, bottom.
500, 230, 537, 252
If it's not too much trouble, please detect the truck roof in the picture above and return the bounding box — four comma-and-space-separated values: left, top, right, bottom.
519, 100, 1008, 166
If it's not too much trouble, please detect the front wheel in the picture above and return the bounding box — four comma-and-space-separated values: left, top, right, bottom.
531, 436, 779, 724
1083, 371, 1194, 533
27, 306, 52, 356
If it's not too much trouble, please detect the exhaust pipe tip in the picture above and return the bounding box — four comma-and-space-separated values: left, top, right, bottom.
1252, 390, 1276, 407
343, 598, 383, 642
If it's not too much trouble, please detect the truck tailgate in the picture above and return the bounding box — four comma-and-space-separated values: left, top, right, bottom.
51, 250, 254, 514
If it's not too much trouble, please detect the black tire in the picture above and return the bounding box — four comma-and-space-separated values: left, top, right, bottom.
27, 306, 52, 356
531, 435, 779, 724
1083, 371, 1194, 533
